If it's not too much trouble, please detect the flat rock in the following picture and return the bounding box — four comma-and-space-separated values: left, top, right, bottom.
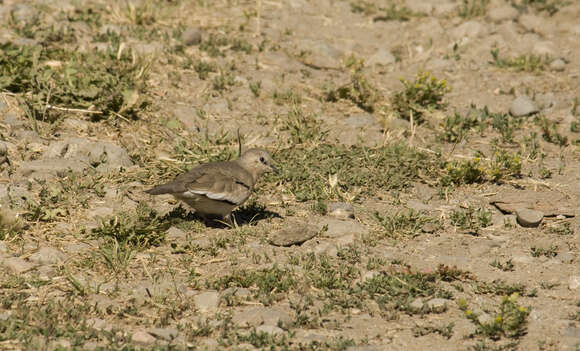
182, 27, 202, 46
194, 290, 220, 313
327, 202, 355, 219
166, 226, 187, 241
269, 221, 318, 246
148, 327, 179, 341
29, 247, 66, 265
516, 208, 543, 228
569, 275, 580, 290
298, 39, 344, 69
510, 95, 539, 117
409, 298, 424, 312
256, 325, 284, 336
367, 49, 396, 66
344, 114, 375, 128
317, 218, 368, 238
426, 298, 449, 313
2, 257, 35, 274
549, 58, 566, 72
132, 330, 156, 345
488, 6, 518, 22
233, 307, 292, 328
489, 190, 575, 217
451, 21, 486, 39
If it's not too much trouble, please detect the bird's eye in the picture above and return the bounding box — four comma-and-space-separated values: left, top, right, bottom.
259, 157, 266, 163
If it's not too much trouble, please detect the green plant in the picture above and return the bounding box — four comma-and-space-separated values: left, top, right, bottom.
535, 115, 568, 146
530, 245, 558, 258
450, 207, 491, 234
374, 210, 436, 238
249, 80, 262, 97
439, 111, 479, 143
281, 107, 328, 145
91, 204, 168, 247
490, 259, 515, 272
459, 0, 490, 18
391, 70, 450, 123
324, 58, 382, 112
459, 293, 530, 340
441, 158, 485, 186
490, 49, 550, 72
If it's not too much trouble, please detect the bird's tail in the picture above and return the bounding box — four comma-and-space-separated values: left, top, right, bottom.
144, 184, 174, 195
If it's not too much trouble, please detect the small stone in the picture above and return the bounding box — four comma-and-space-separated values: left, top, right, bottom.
87, 318, 108, 330
407, 199, 433, 212
166, 226, 187, 241
549, 58, 566, 72
346, 346, 378, 351
344, 114, 375, 128
426, 298, 449, 313
148, 327, 179, 341
451, 21, 485, 39
2, 257, 35, 274
569, 275, 580, 290
509, 95, 539, 117
269, 222, 318, 247
327, 202, 355, 219
83, 341, 99, 351
194, 291, 220, 313
256, 325, 284, 336
132, 330, 156, 345
409, 298, 424, 312
29, 247, 66, 265
477, 312, 493, 325
488, 6, 519, 23
0, 241, 8, 254
516, 208, 543, 228
421, 222, 438, 233
182, 27, 202, 46
367, 49, 396, 66
558, 252, 574, 264
317, 218, 368, 238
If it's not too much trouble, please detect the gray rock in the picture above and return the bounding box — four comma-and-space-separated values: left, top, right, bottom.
2, 257, 35, 274
510, 95, 539, 117
29, 247, 66, 265
558, 251, 574, 264
256, 325, 284, 336
19, 159, 87, 178
426, 298, 449, 313
182, 27, 202, 46
83, 341, 99, 351
172, 105, 199, 132
327, 202, 355, 219
488, 6, 519, 23
549, 58, 566, 72
451, 21, 486, 39
87, 318, 108, 330
409, 298, 424, 312
406, 199, 433, 212
569, 275, 580, 290
421, 222, 438, 233
132, 42, 163, 55
317, 218, 368, 238
367, 49, 396, 66
0, 241, 7, 254
384, 118, 410, 131
519, 14, 555, 35
516, 208, 543, 228
132, 330, 156, 345
347, 346, 378, 351
233, 307, 292, 328
87, 207, 114, 218
194, 291, 220, 313
166, 226, 187, 241
269, 222, 318, 247
148, 327, 179, 341
405, 0, 432, 14
344, 114, 375, 128
298, 39, 344, 69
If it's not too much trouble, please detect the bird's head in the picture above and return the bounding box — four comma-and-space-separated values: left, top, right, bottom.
239, 148, 279, 181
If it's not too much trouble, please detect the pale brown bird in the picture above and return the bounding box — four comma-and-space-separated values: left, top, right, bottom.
145, 148, 278, 224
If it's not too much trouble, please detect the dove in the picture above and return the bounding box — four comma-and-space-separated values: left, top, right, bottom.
145, 148, 278, 223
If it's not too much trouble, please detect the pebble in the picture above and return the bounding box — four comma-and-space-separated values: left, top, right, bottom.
347, 346, 378, 351
131, 330, 156, 345
558, 252, 574, 264
549, 58, 566, 72
569, 275, 580, 290
327, 202, 355, 219
488, 5, 519, 23
344, 114, 375, 128
426, 298, 449, 313
87, 318, 108, 330
409, 298, 424, 312
0, 241, 7, 254
148, 327, 179, 341
269, 221, 318, 247
182, 27, 202, 46
450, 21, 485, 39
317, 218, 368, 238
29, 247, 66, 265
193, 291, 220, 313
367, 49, 396, 66
166, 226, 187, 241
509, 95, 539, 117
516, 208, 543, 228
256, 325, 284, 336
2, 257, 35, 274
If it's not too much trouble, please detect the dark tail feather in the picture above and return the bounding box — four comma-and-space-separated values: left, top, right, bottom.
145, 183, 179, 195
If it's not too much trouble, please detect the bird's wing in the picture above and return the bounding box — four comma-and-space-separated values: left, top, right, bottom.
184, 170, 252, 205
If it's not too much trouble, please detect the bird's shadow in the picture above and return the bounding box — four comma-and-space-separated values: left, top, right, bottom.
161, 203, 281, 229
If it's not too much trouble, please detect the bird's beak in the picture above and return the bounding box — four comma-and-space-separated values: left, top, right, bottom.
270, 164, 280, 174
